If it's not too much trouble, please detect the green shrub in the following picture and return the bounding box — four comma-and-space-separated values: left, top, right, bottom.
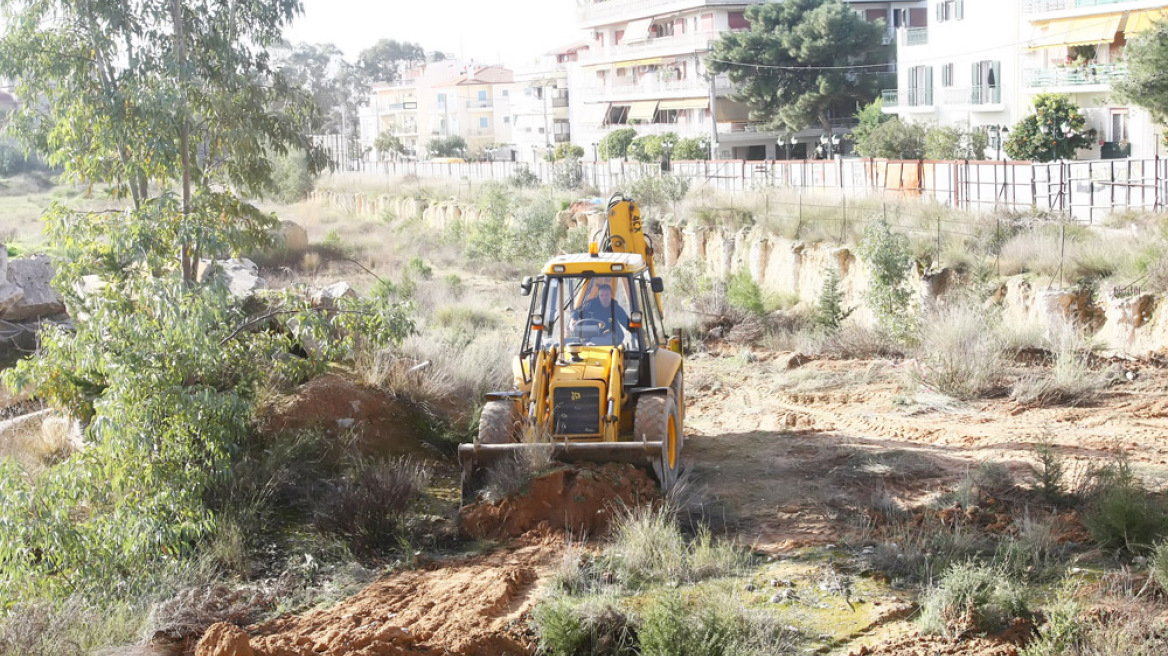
813, 266, 852, 333
405, 256, 433, 280
726, 271, 765, 317
270, 149, 317, 202
599, 128, 637, 161
857, 216, 917, 342
853, 118, 926, 159
1032, 437, 1067, 504
532, 595, 637, 656
1018, 597, 1083, 656
508, 166, 540, 189
919, 562, 1030, 638
443, 273, 464, 299
311, 458, 430, 556
1083, 457, 1168, 552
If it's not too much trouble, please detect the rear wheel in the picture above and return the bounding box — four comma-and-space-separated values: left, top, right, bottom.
634, 390, 682, 492
669, 368, 685, 450
478, 400, 520, 444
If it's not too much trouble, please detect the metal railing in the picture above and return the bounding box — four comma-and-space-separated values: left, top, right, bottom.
904, 27, 928, 46
1023, 0, 1141, 13
576, 31, 716, 65
942, 85, 1002, 105
1023, 62, 1128, 88
466, 99, 493, 109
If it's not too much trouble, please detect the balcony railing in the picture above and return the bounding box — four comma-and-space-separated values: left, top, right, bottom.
1023, 0, 1139, 13
886, 88, 934, 107
576, 0, 744, 26
466, 99, 493, 109
942, 85, 1002, 105
1023, 62, 1127, 87
904, 27, 928, 46
551, 97, 569, 108
576, 31, 717, 65
580, 75, 731, 97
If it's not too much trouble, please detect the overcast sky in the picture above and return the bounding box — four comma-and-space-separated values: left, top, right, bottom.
284, 0, 584, 68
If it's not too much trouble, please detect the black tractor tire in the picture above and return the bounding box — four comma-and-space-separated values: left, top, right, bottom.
478, 400, 520, 444
634, 390, 682, 492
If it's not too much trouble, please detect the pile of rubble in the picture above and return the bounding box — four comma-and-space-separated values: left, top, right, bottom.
0, 247, 67, 365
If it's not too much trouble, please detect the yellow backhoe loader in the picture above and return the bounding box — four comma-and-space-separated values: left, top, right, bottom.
458, 194, 685, 504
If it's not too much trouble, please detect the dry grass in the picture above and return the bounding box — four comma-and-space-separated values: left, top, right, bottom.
1011, 321, 1109, 407
913, 304, 1009, 400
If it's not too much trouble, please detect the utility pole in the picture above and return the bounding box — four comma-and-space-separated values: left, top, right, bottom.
705, 50, 718, 160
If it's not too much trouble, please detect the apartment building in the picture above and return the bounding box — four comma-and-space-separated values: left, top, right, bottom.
427, 65, 516, 158
1021, 0, 1166, 159
361, 79, 421, 160
884, 0, 1166, 159
512, 43, 588, 163
567, 0, 763, 160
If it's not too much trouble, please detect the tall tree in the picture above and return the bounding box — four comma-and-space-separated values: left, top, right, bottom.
1004, 94, 1095, 162
357, 39, 425, 84
709, 0, 889, 141
274, 41, 368, 135
1116, 22, 1168, 145
0, 0, 328, 284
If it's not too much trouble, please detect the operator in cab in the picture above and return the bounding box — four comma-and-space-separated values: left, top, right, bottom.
573, 281, 629, 344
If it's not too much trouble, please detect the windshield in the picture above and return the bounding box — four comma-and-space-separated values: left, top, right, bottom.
541, 276, 638, 350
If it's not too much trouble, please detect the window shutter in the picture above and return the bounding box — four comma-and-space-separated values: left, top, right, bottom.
956, 0, 964, 20
936, 2, 943, 22
992, 61, 1001, 102
926, 66, 934, 105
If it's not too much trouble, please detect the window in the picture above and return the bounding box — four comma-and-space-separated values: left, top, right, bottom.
479, 116, 489, 128
504, 116, 511, 124
653, 21, 675, 37
615, 29, 624, 44
657, 109, 680, 124
502, 89, 509, 97
936, 0, 964, 22
1111, 110, 1129, 142
524, 87, 532, 96
728, 11, 749, 30
477, 90, 487, 102
700, 12, 714, 32
908, 65, 933, 106
942, 63, 954, 87
972, 60, 1001, 104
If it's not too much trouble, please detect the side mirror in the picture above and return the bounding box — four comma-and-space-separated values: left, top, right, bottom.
650, 277, 665, 293
520, 276, 534, 296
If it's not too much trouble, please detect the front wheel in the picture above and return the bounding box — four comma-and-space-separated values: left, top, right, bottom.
634, 390, 682, 492
478, 399, 520, 444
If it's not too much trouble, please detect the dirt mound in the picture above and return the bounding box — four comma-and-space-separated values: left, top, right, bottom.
260, 374, 430, 459
460, 463, 659, 539
195, 541, 558, 656
196, 623, 254, 656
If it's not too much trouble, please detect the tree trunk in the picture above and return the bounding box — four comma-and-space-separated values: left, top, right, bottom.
172, 0, 194, 284
819, 112, 834, 159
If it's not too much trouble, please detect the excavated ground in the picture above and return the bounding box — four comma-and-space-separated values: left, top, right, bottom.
192, 348, 1168, 656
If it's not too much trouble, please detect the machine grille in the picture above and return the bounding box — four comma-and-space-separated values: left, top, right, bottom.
552, 387, 601, 435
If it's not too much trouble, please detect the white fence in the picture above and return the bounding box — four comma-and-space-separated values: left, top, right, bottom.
357, 157, 1168, 223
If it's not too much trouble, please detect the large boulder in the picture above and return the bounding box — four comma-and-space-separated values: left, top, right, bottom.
2, 255, 65, 321
273, 220, 308, 254
309, 281, 357, 309
199, 258, 266, 298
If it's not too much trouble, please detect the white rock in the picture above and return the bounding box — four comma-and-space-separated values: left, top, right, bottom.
199, 258, 266, 298
3, 255, 65, 321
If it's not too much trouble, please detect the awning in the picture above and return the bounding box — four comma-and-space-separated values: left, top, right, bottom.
628, 101, 659, 122
1125, 9, 1168, 35
622, 17, 654, 44
612, 57, 662, 68
714, 99, 750, 122
1028, 13, 1122, 50
582, 103, 610, 127
659, 98, 709, 111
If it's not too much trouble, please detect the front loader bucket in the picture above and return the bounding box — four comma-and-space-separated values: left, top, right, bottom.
458, 441, 667, 507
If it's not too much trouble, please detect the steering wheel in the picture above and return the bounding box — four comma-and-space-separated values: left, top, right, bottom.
573, 317, 610, 340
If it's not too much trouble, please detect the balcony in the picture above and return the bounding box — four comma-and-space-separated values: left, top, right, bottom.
882, 88, 934, 109
466, 99, 493, 110
577, 31, 717, 65
552, 97, 569, 108
576, 0, 745, 28
554, 133, 571, 143
903, 27, 928, 46
1023, 62, 1127, 88
1023, 0, 1140, 13
580, 73, 733, 100
942, 85, 1003, 106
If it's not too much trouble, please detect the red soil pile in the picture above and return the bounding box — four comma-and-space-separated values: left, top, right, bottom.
259, 374, 429, 459
194, 540, 558, 656
460, 463, 659, 539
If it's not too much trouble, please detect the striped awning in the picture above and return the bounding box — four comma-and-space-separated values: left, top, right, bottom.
622, 17, 654, 44
1028, 13, 1123, 50
628, 101, 659, 122
659, 98, 709, 111
1125, 9, 1168, 35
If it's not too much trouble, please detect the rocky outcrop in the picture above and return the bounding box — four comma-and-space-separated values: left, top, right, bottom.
1, 254, 66, 322
199, 258, 266, 298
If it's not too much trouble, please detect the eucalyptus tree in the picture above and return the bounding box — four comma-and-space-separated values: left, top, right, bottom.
0, 0, 327, 284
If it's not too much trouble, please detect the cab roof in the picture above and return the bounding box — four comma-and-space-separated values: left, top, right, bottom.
542, 252, 648, 276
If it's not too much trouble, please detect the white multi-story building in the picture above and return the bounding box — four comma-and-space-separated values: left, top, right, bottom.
512, 43, 589, 163
568, 0, 764, 160
884, 0, 1166, 159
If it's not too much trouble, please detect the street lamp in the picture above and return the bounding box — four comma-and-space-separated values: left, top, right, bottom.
778, 134, 798, 160
819, 133, 842, 159
987, 125, 1010, 160
592, 142, 599, 162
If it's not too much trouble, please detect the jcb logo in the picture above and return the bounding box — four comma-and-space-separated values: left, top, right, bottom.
570, 391, 582, 401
